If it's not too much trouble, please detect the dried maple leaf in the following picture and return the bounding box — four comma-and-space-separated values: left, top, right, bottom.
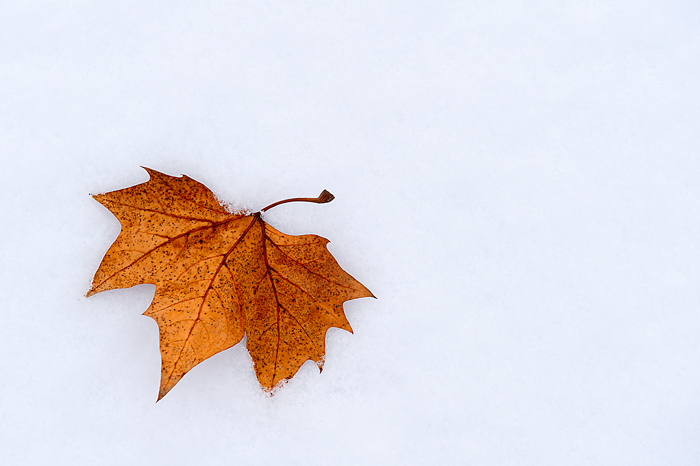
87, 168, 373, 400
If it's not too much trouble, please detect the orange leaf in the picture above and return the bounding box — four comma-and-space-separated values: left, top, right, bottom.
87, 168, 373, 400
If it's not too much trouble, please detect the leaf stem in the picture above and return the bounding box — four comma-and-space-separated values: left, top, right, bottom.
260, 190, 335, 212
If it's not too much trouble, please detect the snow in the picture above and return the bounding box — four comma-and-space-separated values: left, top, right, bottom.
1, 1, 700, 464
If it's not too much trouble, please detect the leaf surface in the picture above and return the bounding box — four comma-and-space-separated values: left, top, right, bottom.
88, 168, 373, 400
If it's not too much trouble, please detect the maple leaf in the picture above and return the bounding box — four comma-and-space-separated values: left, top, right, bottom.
87, 168, 373, 400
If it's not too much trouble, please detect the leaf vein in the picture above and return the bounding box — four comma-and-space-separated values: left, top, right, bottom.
267, 239, 359, 291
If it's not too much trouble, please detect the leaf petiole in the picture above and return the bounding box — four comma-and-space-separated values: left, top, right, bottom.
260, 190, 335, 212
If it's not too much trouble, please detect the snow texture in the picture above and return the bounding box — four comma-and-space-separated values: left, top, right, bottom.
1, 1, 700, 464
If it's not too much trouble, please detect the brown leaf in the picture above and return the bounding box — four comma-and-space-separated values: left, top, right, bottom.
87, 168, 373, 400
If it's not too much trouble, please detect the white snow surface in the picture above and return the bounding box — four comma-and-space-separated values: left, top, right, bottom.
1, 1, 700, 464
